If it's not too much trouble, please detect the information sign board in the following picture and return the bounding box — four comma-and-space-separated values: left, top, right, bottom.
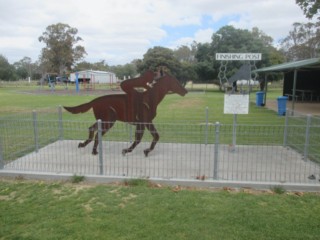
224, 94, 249, 114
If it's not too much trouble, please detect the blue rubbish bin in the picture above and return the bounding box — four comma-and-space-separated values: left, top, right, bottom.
256, 91, 265, 106
277, 96, 288, 116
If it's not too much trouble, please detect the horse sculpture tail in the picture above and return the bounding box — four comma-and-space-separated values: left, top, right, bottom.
64, 101, 93, 114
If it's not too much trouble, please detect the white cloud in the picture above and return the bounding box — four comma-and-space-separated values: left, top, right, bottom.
171, 28, 213, 49
0, 0, 308, 65
194, 28, 214, 43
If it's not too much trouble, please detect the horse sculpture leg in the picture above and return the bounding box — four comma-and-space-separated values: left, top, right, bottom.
144, 123, 160, 157
122, 123, 145, 155
91, 121, 114, 155
78, 123, 97, 148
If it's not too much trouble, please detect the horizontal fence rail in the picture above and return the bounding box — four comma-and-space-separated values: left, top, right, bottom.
0, 107, 320, 185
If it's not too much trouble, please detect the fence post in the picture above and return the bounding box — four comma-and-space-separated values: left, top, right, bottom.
213, 122, 220, 180
130, 124, 133, 143
303, 114, 311, 161
97, 119, 104, 174
32, 110, 39, 153
283, 108, 289, 147
205, 106, 209, 145
232, 114, 237, 150
58, 105, 63, 141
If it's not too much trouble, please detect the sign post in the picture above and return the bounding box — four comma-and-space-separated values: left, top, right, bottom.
224, 94, 249, 151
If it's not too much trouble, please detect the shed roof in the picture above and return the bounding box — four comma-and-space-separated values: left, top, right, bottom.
253, 58, 320, 73
71, 70, 115, 75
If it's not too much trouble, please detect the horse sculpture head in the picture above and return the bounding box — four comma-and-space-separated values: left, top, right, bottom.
152, 74, 188, 96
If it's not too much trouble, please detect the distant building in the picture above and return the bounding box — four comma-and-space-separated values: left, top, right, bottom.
70, 70, 117, 83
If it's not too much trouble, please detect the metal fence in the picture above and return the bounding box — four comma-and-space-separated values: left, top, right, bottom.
0, 107, 320, 185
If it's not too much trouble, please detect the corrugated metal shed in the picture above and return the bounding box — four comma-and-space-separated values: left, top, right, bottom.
70, 70, 117, 83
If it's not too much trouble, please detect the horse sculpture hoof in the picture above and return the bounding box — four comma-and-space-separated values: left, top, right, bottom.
144, 149, 150, 157
92, 150, 98, 155
122, 150, 127, 156
78, 143, 84, 148
122, 149, 131, 156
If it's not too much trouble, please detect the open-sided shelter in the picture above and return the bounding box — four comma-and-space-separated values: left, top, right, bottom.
253, 58, 320, 112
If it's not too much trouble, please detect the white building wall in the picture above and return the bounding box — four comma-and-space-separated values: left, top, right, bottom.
70, 70, 117, 83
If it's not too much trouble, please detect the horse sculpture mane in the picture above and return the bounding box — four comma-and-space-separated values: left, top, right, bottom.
64, 71, 187, 156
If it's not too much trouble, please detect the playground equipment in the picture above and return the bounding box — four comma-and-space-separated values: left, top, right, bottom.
46, 73, 58, 92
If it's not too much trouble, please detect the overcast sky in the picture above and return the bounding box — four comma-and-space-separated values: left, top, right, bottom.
0, 0, 308, 65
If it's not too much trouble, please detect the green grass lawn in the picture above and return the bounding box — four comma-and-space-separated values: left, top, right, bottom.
0, 84, 284, 124
1, 178, 320, 240
1, 85, 320, 239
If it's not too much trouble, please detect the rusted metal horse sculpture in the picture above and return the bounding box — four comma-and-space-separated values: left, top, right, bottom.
64, 71, 187, 156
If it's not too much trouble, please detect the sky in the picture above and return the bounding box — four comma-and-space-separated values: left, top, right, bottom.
0, 0, 309, 66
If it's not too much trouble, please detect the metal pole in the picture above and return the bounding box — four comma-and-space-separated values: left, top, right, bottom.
205, 106, 209, 145
213, 122, 220, 180
58, 105, 63, 141
304, 115, 311, 161
232, 114, 237, 151
97, 119, 104, 174
283, 108, 289, 147
75, 72, 79, 93
263, 74, 268, 106
291, 69, 297, 115
130, 124, 133, 143
32, 110, 39, 153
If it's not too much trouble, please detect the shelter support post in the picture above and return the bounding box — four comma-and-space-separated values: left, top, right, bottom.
291, 69, 297, 115
263, 74, 268, 106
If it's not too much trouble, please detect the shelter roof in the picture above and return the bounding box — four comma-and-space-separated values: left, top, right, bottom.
253, 58, 320, 73
70, 70, 116, 76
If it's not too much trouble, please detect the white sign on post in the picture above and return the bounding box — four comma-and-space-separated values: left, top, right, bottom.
224, 94, 249, 114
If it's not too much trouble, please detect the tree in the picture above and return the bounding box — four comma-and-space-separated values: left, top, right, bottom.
280, 22, 320, 60
75, 60, 110, 72
173, 44, 198, 82
0, 55, 16, 81
137, 46, 183, 82
174, 42, 197, 63
296, 0, 320, 19
111, 63, 137, 80
38, 23, 86, 75
74, 61, 95, 71
13, 57, 36, 80
194, 42, 215, 81
195, 26, 284, 81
